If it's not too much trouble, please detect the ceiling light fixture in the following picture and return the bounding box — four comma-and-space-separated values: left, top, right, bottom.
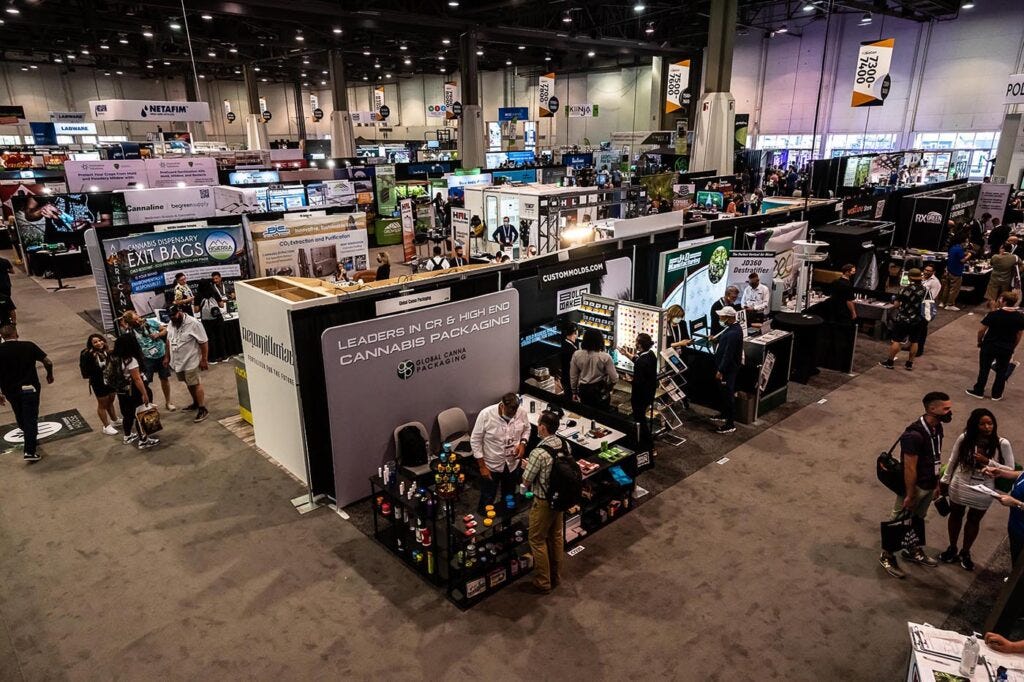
253, 66, 261, 72
803, 2, 816, 10
961, 0, 974, 7
229, 47, 238, 53
362, 75, 368, 81
197, 74, 204, 79
562, 10, 572, 23
261, 77, 267, 82
295, 32, 304, 42
164, 60, 171, 65
374, 62, 380, 68
142, 28, 153, 38
400, 43, 408, 51
442, 38, 451, 45
363, 49, 371, 55
119, 36, 129, 44
80, 49, 89, 55
448, 0, 459, 5
645, 22, 654, 34
860, 11, 872, 22
53, 57, 62, 63
385, 73, 392, 78
518, 45, 526, 50
544, 55, 552, 61
476, 49, 483, 56
146, 64, 153, 69
115, 70, 123, 75
440, 67, 446, 73
20, 66, 27, 71
633, 3, 645, 11
200, 13, 212, 20
66, 54, 75, 60
438, 55, 445, 60
100, 43, 110, 50
587, 50, 596, 57
404, 58, 411, 65
5, 6, 19, 15
320, 79, 326, 85
169, 21, 181, 30
29, 64, 37, 69
505, 59, 512, 65
333, 27, 342, 34
776, 24, 789, 33
322, 69, 328, 74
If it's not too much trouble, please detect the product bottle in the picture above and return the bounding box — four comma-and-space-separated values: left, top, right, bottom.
959, 635, 979, 677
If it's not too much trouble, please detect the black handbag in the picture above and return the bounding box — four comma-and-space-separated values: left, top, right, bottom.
876, 435, 905, 496
934, 450, 962, 518
880, 513, 926, 553
933, 496, 951, 517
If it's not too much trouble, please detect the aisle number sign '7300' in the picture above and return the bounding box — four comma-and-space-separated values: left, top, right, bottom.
851, 38, 894, 107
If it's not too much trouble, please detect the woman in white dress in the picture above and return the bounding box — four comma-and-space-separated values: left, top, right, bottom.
938, 408, 1014, 571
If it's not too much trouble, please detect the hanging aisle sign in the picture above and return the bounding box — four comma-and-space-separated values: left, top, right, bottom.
49, 111, 86, 123
444, 81, 460, 120
567, 104, 599, 118
665, 59, 691, 114
89, 99, 212, 122
1005, 73, 1024, 104
373, 86, 386, 113
850, 38, 894, 107
538, 73, 555, 117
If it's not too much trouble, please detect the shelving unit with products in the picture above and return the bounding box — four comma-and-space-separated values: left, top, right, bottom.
577, 293, 617, 349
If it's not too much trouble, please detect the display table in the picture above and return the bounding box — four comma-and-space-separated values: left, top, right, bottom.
29, 249, 89, 289
223, 312, 243, 357
906, 622, 1024, 681
771, 312, 824, 383
522, 394, 628, 452
962, 265, 993, 306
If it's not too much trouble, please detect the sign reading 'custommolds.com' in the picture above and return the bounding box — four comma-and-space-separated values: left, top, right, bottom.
321, 289, 520, 507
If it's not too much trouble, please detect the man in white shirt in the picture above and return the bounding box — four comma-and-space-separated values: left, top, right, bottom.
423, 246, 450, 272
470, 392, 532, 514
740, 273, 771, 323
165, 304, 210, 424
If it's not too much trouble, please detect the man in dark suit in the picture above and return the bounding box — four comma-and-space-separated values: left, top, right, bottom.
560, 323, 579, 398
709, 286, 740, 337
621, 333, 658, 452
713, 307, 744, 434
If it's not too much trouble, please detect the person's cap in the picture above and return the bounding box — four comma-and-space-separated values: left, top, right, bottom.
455, 241, 464, 249
907, 268, 923, 280
167, 304, 182, 315
717, 306, 738, 317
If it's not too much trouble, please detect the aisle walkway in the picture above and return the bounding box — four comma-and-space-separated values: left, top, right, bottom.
0, 261, 1012, 679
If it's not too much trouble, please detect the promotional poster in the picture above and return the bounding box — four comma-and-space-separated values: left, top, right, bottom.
250, 215, 369, 279
103, 226, 246, 317
658, 237, 733, 328
13, 192, 128, 249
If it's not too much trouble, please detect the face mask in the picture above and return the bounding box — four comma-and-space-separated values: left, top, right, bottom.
672, 317, 683, 325
938, 412, 953, 424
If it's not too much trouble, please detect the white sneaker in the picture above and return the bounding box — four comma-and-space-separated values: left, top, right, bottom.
946, 305, 960, 311
111, 418, 123, 426
102, 424, 118, 435
166, 403, 177, 412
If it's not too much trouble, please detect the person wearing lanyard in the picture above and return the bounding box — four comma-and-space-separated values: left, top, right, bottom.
470, 393, 532, 515
988, 465, 1024, 567
618, 333, 658, 453
879, 391, 953, 579
210, 271, 234, 302
560, 323, 579, 398
492, 217, 519, 251
664, 305, 691, 350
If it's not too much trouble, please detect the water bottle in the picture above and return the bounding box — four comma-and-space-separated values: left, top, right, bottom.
959, 635, 979, 677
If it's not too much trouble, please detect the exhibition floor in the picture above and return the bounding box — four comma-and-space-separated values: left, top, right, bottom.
0, 258, 1017, 679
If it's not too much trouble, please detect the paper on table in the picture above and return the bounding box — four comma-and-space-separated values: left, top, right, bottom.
966, 481, 999, 497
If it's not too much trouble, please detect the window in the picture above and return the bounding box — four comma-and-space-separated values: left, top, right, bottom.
79, 136, 98, 145
0, 135, 21, 145
825, 133, 897, 156
56, 135, 75, 145
753, 134, 820, 150
98, 135, 128, 143
912, 131, 1000, 151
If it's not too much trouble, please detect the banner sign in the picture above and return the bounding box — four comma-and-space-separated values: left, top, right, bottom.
65, 160, 147, 191
307, 180, 357, 208
322, 289, 520, 506
658, 237, 733, 326
451, 206, 471, 248
426, 104, 447, 119
123, 186, 216, 225
373, 86, 385, 113
498, 107, 529, 122
49, 111, 86, 123
727, 250, 775, 292
250, 216, 369, 278
556, 284, 590, 315
538, 73, 555, 118
665, 59, 691, 114
376, 164, 397, 216
567, 104, 599, 118
30, 122, 58, 146
896, 196, 951, 251
145, 157, 218, 188
89, 99, 212, 122
54, 122, 97, 135
400, 198, 416, 263
1004, 74, 1024, 104
975, 183, 1013, 223
375, 288, 452, 316
538, 255, 607, 291
851, 38, 894, 107
946, 183, 981, 224
0, 105, 26, 124
752, 220, 807, 294
103, 226, 246, 318
444, 81, 459, 120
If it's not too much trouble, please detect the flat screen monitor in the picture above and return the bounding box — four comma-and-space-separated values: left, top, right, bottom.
427, 140, 440, 149
695, 191, 724, 210
266, 185, 308, 211
227, 169, 281, 186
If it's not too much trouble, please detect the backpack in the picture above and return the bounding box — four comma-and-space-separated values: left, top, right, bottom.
103, 357, 130, 394
396, 425, 428, 467
540, 437, 582, 511
79, 349, 93, 379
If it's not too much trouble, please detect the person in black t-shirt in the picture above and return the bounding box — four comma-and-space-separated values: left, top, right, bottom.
0, 255, 13, 297
967, 291, 1024, 400
879, 391, 952, 579
829, 263, 857, 323
559, 323, 579, 398
0, 293, 15, 327
709, 286, 740, 337
0, 324, 54, 462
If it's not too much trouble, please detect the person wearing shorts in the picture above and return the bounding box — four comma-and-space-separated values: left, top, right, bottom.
122, 311, 177, 412
881, 268, 927, 371
166, 304, 210, 423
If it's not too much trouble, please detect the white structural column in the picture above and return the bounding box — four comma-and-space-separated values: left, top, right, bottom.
328, 48, 356, 158
690, 0, 737, 174
243, 64, 269, 151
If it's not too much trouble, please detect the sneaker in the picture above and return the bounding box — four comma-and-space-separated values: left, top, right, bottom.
709, 414, 726, 423
938, 545, 959, 563
123, 433, 138, 445
23, 451, 41, 462
138, 436, 160, 450
111, 418, 123, 426
904, 362, 914, 371
879, 359, 895, 369
165, 403, 178, 412
714, 424, 736, 434
902, 547, 939, 567
938, 303, 946, 309
965, 388, 985, 399
946, 305, 960, 311
193, 407, 209, 423
879, 552, 905, 578
992, 395, 1004, 402
183, 403, 198, 411
960, 551, 975, 572
102, 424, 118, 436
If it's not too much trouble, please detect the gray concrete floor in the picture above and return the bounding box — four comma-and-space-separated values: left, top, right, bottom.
0, 251, 1016, 680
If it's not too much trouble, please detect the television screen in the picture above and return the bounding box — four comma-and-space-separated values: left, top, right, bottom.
227, 169, 281, 186
12, 191, 128, 248
267, 185, 308, 211
695, 191, 724, 210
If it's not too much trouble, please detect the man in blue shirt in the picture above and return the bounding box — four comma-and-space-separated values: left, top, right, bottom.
938, 227, 972, 311
712, 306, 744, 434
121, 311, 177, 412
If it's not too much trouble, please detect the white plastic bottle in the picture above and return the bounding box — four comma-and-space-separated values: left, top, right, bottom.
959, 635, 979, 677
